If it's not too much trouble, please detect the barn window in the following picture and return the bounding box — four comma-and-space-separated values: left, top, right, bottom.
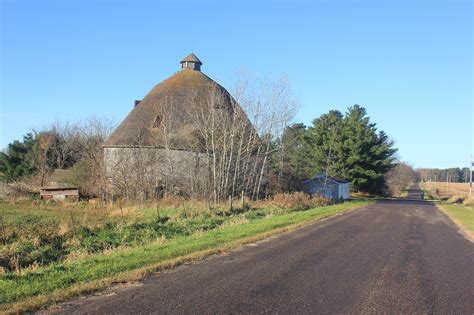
152, 115, 162, 128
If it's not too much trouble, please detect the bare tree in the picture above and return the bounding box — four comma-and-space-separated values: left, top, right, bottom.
385, 162, 418, 197
185, 71, 297, 203
31, 131, 54, 186
73, 116, 115, 199
234, 72, 298, 199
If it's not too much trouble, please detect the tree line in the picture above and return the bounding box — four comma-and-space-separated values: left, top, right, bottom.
417, 167, 471, 183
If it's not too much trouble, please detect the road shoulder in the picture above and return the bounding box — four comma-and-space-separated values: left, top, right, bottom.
435, 203, 474, 242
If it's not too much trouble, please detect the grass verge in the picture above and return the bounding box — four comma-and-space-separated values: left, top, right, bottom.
1, 200, 371, 312
436, 203, 474, 241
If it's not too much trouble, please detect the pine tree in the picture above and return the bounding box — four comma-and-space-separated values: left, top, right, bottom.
307, 110, 344, 178
339, 105, 396, 193
0, 133, 37, 182
270, 123, 313, 192
305, 105, 397, 194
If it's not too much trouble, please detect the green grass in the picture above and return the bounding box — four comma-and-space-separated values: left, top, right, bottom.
0, 200, 115, 226
0, 202, 62, 224
437, 203, 474, 236
0, 199, 370, 312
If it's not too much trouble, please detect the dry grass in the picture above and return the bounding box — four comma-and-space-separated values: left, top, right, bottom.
271, 192, 332, 210
463, 198, 474, 206
421, 182, 472, 200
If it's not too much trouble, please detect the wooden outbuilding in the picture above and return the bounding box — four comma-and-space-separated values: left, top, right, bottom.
40, 186, 79, 202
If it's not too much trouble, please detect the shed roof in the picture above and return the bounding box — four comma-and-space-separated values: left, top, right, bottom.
41, 186, 79, 191
303, 174, 349, 186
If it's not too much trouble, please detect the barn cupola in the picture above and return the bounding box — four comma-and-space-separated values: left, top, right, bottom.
180, 53, 202, 71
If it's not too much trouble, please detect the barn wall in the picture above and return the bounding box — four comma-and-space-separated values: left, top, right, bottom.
103, 146, 208, 198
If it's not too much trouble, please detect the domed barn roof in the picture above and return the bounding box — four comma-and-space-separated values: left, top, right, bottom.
105, 54, 254, 150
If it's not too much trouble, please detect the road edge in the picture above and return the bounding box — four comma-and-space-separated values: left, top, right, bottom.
435, 203, 474, 242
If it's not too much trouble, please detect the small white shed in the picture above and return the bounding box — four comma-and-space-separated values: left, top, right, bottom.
302, 174, 351, 200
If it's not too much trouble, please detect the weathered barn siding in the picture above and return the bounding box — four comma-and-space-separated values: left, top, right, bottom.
40, 187, 79, 202
103, 146, 208, 198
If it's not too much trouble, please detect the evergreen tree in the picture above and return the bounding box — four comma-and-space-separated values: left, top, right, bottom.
0, 133, 37, 182
305, 105, 397, 194
339, 105, 396, 193
307, 110, 344, 178
275, 123, 313, 191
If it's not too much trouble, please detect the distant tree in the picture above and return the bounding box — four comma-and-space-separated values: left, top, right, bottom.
417, 167, 470, 183
0, 133, 37, 182
46, 121, 83, 169
385, 162, 418, 196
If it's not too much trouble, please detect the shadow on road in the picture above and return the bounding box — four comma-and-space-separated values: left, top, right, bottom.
376, 184, 432, 204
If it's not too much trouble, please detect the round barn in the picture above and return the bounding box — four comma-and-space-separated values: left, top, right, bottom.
103, 54, 257, 200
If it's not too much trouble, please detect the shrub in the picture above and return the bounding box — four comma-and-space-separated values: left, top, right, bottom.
178, 207, 204, 220
309, 195, 332, 208
272, 192, 311, 210
448, 195, 464, 204
463, 197, 474, 206
120, 226, 158, 246
244, 210, 266, 220
184, 215, 224, 233
271, 192, 332, 211
157, 195, 187, 209
77, 222, 122, 253
0, 216, 68, 272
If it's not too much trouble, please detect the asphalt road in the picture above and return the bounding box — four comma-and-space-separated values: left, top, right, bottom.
50, 185, 474, 314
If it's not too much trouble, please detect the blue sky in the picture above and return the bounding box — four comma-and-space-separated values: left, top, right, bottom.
1, 0, 472, 168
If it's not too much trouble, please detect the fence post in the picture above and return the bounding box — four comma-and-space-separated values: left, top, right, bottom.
229, 195, 233, 211
241, 190, 245, 208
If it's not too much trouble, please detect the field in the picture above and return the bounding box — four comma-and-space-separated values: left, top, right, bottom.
0, 195, 372, 312
421, 182, 472, 201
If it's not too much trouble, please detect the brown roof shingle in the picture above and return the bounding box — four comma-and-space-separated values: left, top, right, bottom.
105, 58, 255, 150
